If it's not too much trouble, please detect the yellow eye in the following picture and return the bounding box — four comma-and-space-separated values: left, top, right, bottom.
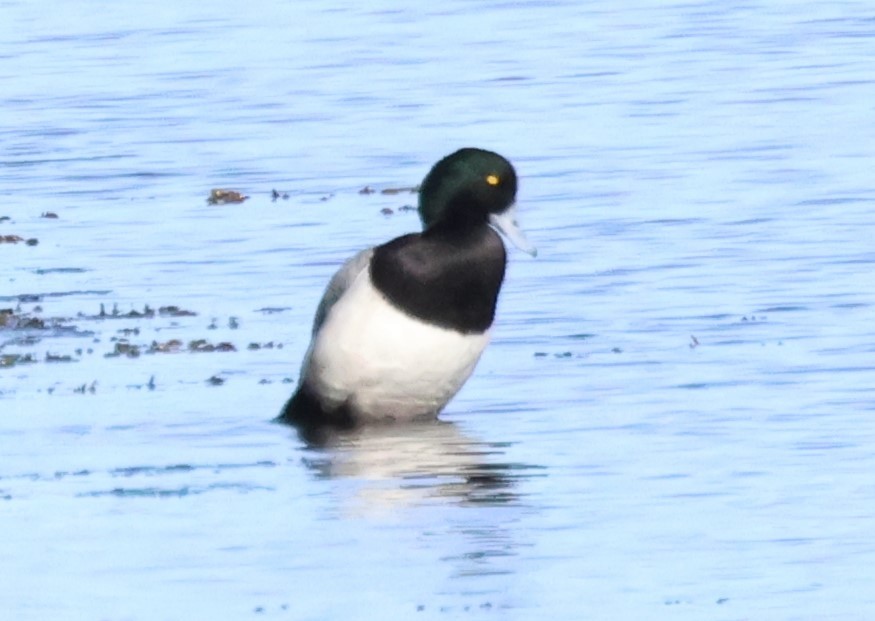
486, 174, 500, 186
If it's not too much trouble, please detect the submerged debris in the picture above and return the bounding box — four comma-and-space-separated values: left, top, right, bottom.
1, 235, 38, 245
741, 315, 766, 322
1, 309, 39, 329
104, 340, 140, 358
0, 308, 95, 338
0, 293, 285, 393
1, 309, 50, 330
255, 307, 291, 314
188, 339, 236, 353
148, 339, 237, 353
159, 305, 197, 317
149, 339, 184, 353
358, 185, 420, 196
87, 303, 197, 320
207, 189, 248, 205
96, 303, 153, 319
380, 186, 419, 195
0, 353, 37, 368
74, 381, 97, 394
247, 341, 281, 350
533, 351, 579, 359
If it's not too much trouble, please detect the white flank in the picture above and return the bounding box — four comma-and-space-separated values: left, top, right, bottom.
301, 270, 490, 422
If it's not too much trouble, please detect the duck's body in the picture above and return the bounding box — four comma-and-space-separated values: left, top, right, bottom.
278, 148, 534, 429
303, 263, 492, 423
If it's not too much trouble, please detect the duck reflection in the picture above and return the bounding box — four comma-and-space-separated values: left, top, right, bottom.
292, 419, 540, 511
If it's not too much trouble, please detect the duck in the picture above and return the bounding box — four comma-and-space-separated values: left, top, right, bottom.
277, 147, 535, 430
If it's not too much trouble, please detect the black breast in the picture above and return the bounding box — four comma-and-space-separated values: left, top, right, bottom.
369, 225, 507, 334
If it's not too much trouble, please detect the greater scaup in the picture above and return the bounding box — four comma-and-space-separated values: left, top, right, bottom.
277, 147, 535, 429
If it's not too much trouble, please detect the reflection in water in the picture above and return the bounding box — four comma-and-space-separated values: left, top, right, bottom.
291, 419, 542, 592
294, 420, 543, 512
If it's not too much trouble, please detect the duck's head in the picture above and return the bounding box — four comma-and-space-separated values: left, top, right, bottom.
418, 148, 536, 256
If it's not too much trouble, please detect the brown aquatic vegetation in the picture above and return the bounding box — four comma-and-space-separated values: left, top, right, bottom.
358, 185, 419, 195
149, 339, 184, 353
188, 339, 236, 353
159, 305, 197, 317
105, 340, 141, 358
1, 235, 37, 245
207, 189, 249, 204
1, 303, 198, 335
1, 308, 49, 330
0, 294, 286, 395
380, 186, 419, 195
247, 341, 282, 350
0, 353, 37, 368
73, 381, 97, 394
86, 303, 198, 319
149, 339, 237, 354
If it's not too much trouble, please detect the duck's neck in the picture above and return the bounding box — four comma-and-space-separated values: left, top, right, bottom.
370, 224, 507, 334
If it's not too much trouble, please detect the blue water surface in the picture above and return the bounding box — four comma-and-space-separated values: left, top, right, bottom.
2, 1, 874, 619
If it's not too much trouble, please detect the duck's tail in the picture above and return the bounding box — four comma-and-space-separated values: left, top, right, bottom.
274, 385, 356, 443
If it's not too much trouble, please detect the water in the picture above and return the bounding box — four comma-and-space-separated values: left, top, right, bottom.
2, 1, 874, 619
